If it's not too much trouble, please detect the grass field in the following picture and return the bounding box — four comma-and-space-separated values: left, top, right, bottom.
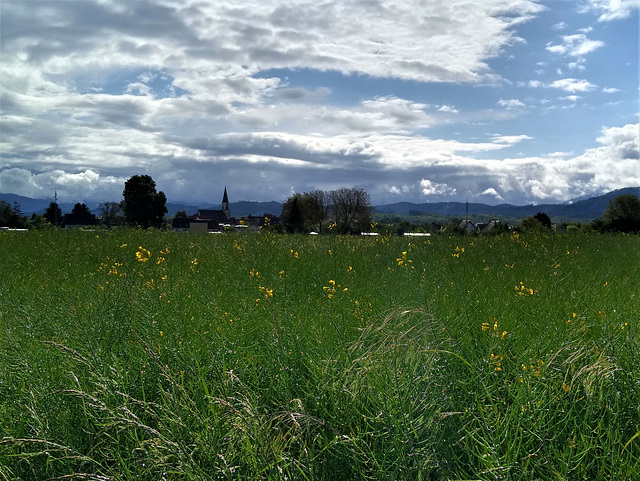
1, 229, 638, 480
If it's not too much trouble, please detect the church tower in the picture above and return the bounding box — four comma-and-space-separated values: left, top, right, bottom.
222, 187, 230, 220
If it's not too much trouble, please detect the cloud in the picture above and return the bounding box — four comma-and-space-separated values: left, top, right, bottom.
420, 179, 457, 196
498, 98, 526, 109
602, 87, 621, 93
550, 78, 597, 92
481, 187, 505, 201
438, 105, 460, 114
581, 0, 640, 21
0, 0, 636, 209
0, 168, 124, 201
0, 0, 546, 87
546, 34, 605, 57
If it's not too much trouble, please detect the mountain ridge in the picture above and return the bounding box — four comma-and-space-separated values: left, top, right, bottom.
1, 187, 639, 221
373, 187, 640, 221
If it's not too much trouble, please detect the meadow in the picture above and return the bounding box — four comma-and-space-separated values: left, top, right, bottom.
0, 228, 638, 480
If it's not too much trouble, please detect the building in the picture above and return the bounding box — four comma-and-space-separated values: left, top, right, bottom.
172, 187, 236, 232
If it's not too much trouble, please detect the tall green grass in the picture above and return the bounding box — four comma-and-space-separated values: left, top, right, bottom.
1, 229, 638, 480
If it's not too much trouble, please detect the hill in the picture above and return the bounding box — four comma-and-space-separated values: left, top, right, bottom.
373, 187, 640, 221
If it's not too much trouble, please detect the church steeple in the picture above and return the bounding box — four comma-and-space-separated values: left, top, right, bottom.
222, 186, 230, 220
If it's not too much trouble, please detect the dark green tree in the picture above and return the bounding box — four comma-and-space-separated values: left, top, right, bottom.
281, 194, 305, 233
122, 175, 168, 228
71, 203, 92, 217
595, 194, 640, 233
534, 212, 552, 229
0, 201, 17, 227
29, 213, 49, 229
44, 201, 62, 226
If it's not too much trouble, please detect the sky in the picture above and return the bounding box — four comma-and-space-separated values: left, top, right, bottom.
1, 0, 639, 207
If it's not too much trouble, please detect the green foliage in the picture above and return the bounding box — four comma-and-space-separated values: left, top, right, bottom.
0, 201, 28, 228
520, 216, 544, 231
122, 175, 168, 228
594, 194, 640, 233
99, 201, 124, 227
534, 211, 551, 228
44, 201, 63, 226
71, 202, 92, 217
282, 188, 371, 234
1, 230, 639, 480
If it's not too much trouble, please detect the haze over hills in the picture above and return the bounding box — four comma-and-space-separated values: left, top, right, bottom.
1, 187, 638, 222
374, 187, 640, 221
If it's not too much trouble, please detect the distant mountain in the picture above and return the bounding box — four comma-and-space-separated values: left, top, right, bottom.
3, 187, 638, 221
373, 187, 640, 221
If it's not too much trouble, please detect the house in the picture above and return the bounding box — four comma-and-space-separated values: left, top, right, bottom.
459, 219, 476, 232
172, 187, 237, 232
459, 219, 503, 233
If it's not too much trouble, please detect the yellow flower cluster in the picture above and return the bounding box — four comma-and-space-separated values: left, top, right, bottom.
515, 281, 535, 296
322, 279, 348, 299
396, 251, 413, 268
135, 246, 151, 262
258, 286, 273, 298
451, 246, 464, 258
519, 360, 544, 385
489, 353, 503, 372
481, 318, 507, 340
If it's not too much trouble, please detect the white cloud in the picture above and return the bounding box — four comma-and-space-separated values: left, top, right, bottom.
546, 34, 604, 57
481, 187, 505, 201
498, 98, 526, 109
0, 168, 124, 201
491, 134, 533, 145
582, 0, 640, 21
602, 87, 621, 93
550, 78, 597, 92
0, 0, 636, 208
0, 0, 547, 88
438, 105, 460, 114
420, 179, 457, 196
567, 59, 587, 71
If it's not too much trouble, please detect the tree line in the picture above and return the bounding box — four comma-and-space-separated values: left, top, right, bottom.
2, 175, 639, 234
279, 188, 372, 234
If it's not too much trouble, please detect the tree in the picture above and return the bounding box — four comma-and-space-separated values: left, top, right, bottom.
329, 187, 372, 234
534, 212, 552, 229
44, 201, 62, 226
520, 217, 543, 231
281, 188, 372, 234
304, 190, 330, 233
72, 203, 92, 217
281, 194, 305, 233
122, 175, 168, 228
0, 201, 17, 227
99, 202, 124, 227
596, 194, 640, 233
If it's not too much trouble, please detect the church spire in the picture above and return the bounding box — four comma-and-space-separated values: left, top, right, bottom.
222, 186, 230, 220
